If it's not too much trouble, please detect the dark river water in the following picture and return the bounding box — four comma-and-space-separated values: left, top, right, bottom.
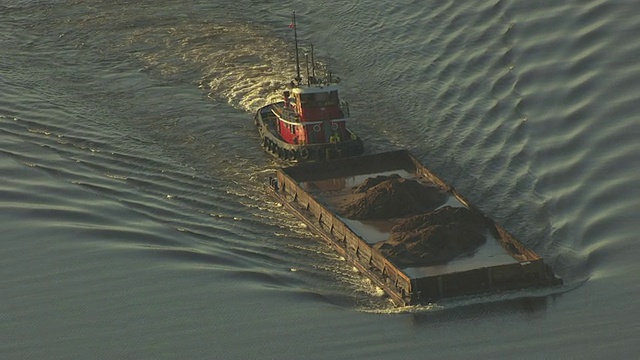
2, 0, 639, 358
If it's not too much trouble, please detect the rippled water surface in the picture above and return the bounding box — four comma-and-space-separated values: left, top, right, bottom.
2, 0, 639, 358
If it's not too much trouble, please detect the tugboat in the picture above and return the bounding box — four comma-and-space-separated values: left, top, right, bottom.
254, 12, 364, 162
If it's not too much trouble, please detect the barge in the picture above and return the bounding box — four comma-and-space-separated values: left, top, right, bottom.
267, 150, 562, 306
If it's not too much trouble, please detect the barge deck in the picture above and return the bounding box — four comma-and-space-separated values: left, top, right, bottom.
267, 150, 561, 306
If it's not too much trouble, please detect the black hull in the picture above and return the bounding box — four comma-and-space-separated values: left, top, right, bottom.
254, 104, 364, 162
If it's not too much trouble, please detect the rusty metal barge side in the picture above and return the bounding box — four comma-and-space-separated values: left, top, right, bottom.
268, 176, 413, 306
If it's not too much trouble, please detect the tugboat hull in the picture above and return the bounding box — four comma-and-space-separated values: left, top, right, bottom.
255, 103, 364, 162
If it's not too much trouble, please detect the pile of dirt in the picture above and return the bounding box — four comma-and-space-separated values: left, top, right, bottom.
337, 174, 447, 220
373, 206, 488, 268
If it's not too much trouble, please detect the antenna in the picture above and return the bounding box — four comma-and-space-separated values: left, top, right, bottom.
305, 53, 310, 86
292, 11, 301, 83
311, 43, 316, 82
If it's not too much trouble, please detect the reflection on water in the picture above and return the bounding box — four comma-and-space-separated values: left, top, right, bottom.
408, 293, 557, 324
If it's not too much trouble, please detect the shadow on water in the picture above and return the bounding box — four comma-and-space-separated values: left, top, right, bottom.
358, 274, 586, 315
408, 294, 561, 325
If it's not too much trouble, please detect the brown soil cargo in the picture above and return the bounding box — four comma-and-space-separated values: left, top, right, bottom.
267, 150, 562, 306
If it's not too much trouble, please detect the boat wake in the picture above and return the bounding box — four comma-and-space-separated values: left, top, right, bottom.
124, 22, 320, 112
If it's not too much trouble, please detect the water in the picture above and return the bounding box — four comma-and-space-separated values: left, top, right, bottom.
2, 0, 640, 358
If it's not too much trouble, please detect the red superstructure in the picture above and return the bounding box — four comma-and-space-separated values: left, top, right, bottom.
273, 84, 349, 145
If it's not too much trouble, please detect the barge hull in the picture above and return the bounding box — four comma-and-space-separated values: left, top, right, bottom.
268, 150, 561, 306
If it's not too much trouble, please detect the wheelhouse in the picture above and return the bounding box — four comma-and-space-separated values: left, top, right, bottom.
272, 84, 350, 145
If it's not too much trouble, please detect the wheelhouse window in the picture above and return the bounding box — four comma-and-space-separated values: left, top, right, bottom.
299, 93, 314, 106
328, 91, 338, 105
299, 91, 339, 108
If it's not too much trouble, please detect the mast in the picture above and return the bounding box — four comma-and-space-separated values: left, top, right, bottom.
310, 43, 316, 82
305, 53, 310, 86
292, 11, 302, 83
